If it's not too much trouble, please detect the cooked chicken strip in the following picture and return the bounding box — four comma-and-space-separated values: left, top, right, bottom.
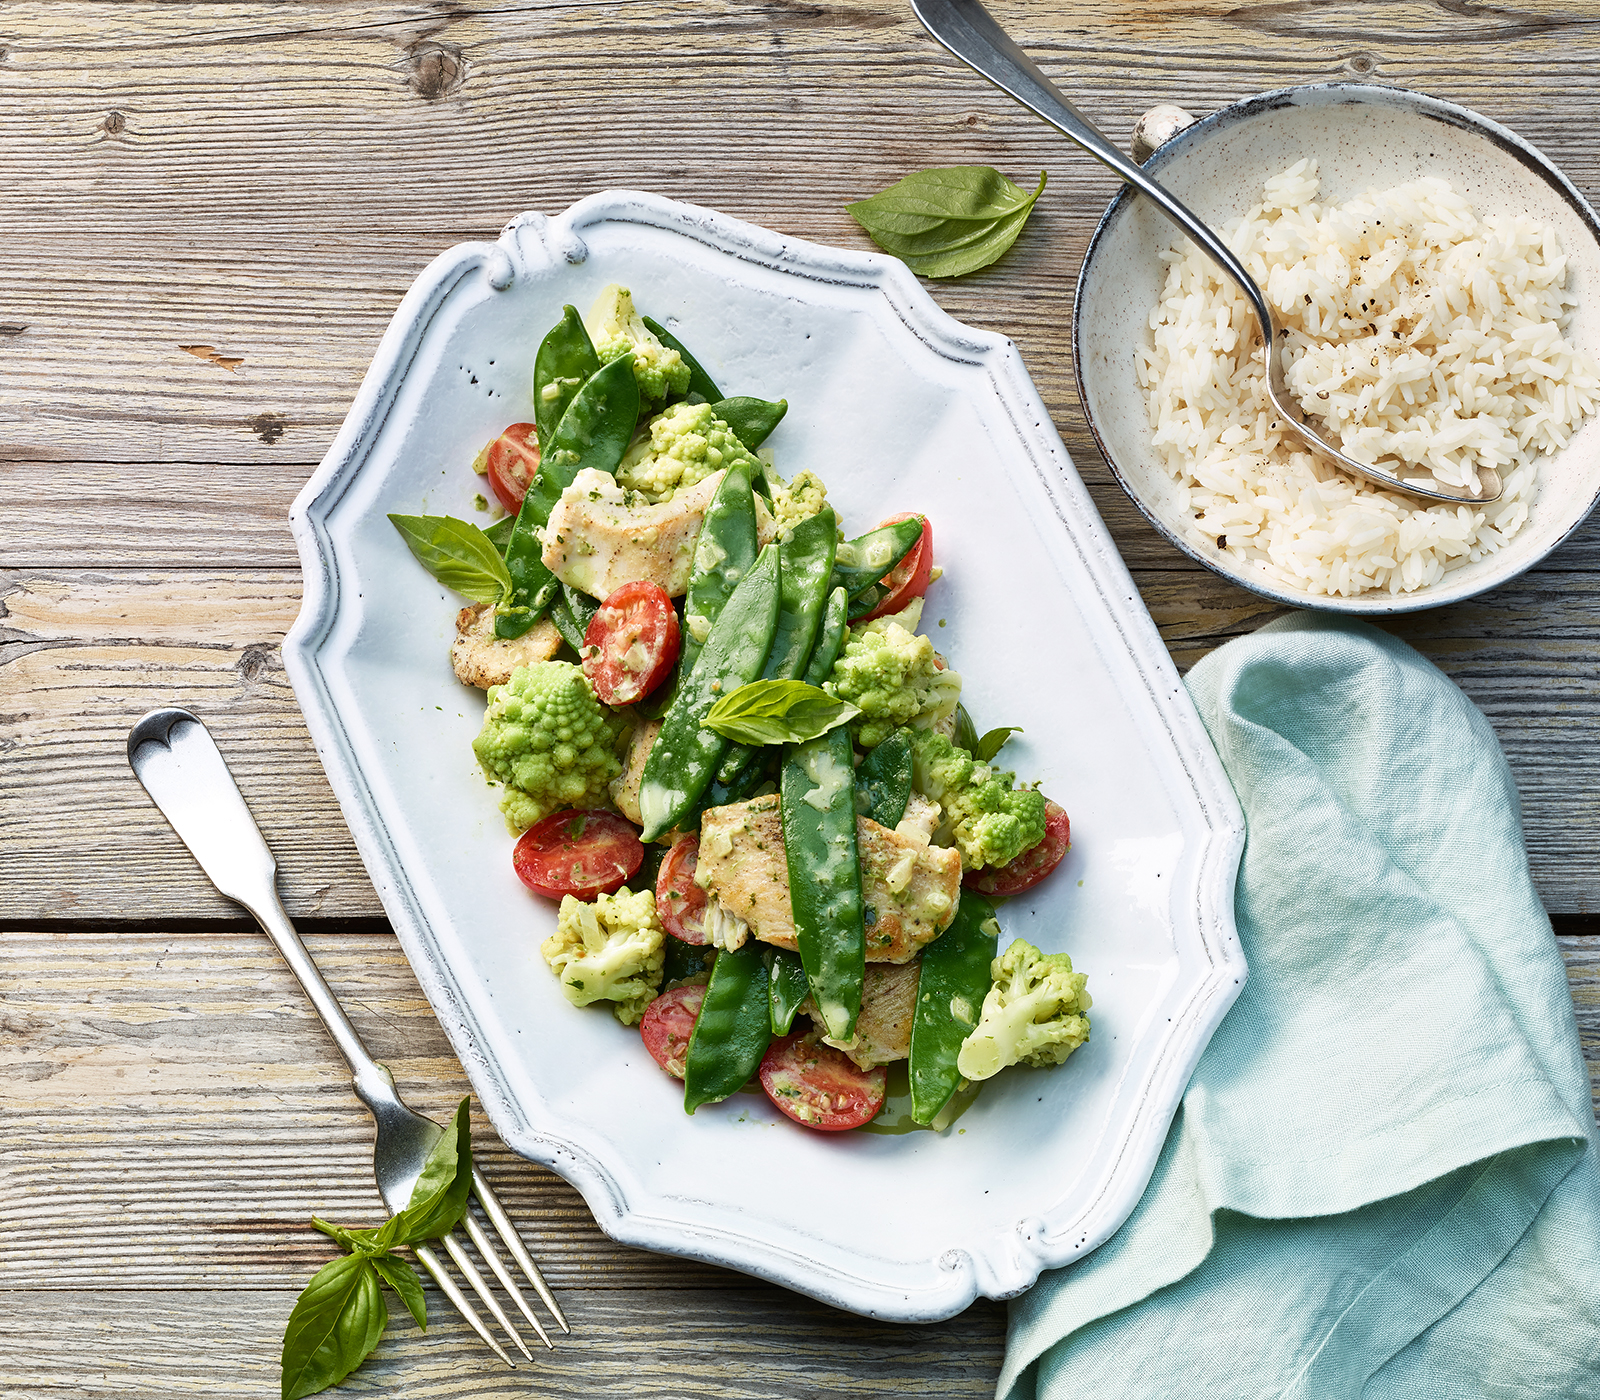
695, 794, 961, 962
450, 603, 562, 690
810, 960, 922, 1069
608, 718, 659, 827
542, 468, 779, 600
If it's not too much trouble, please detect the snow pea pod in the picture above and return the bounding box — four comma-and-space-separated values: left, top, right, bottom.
830, 516, 925, 598
642, 315, 723, 403
800, 586, 850, 688
496, 355, 641, 640
856, 728, 913, 828
766, 948, 809, 1035
781, 725, 865, 1041
715, 508, 838, 785
683, 943, 772, 1112
548, 594, 585, 652
680, 462, 759, 685
548, 583, 600, 653
638, 544, 781, 841
909, 892, 999, 1125
533, 305, 602, 447
483, 515, 516, 554
712, 396, 787, 450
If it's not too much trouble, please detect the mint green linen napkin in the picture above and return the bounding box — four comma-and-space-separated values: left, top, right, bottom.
1001, 613, 1599, 1400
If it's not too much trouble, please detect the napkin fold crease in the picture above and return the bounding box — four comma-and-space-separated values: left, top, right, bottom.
1001, 615, 1599, 1400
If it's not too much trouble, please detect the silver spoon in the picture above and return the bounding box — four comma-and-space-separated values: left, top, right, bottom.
910, 0, 1503, 505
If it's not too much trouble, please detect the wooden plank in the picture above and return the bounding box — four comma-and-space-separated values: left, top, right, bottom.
1, 929, 1593, 1301
0, 1, 1599, 468
6, 568, 1597, 919
0, 1289, 1007, 1398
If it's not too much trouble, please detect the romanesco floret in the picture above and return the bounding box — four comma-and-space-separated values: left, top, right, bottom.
907, 728, 1047, 870
583, 284, 691, 404
765, 468, 829, 534
956, 938, 1090, 1080
540, 887, 665, 1025
824, 608, 963, 749
615, 401, 760, 503
473, 662, 629, 831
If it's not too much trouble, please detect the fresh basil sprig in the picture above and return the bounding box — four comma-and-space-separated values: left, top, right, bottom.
702, 680, 860, 746
388, 515, 513, 605
974, 726, 1022, 762
280, 1099, 474, 1400
847, 166, 1047, 278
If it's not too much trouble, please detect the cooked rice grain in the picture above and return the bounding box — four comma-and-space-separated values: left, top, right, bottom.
1137, 159, 1600, 596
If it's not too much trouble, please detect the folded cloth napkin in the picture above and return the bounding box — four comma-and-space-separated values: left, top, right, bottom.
1001, 613, 1600, 1400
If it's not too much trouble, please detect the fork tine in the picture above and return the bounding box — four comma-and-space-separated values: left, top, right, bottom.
471, 1166, 571, 1333
440, 1231, 533, 1361
412, 1241, 515, 1368
463, 1209, 554, 1349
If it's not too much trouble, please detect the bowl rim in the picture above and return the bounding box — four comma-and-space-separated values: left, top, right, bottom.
1072, 80, 1600, 614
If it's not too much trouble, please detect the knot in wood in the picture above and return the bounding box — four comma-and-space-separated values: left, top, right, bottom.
406, 41, 466, 100
246, 412, 287, 445
103, 111, 126, 134
1347, 51, 1379, 75
238, 646, 272, 685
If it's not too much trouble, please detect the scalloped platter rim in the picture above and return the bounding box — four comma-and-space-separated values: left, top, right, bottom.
282, 191, 1247, 1321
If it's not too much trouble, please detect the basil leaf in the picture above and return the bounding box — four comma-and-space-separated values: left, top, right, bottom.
849, 168, 1047, 279
395, 1097, 472, 1245
534, 305, 602, 447
953, 703, 980, 756
371, 1255, 428, 1332
280, 1254, 387, 1400
974, 726, 1022, 762
388, 515, 513, 605
702, 680, 860, 746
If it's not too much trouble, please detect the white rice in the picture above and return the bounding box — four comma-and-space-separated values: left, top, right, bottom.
1137, 159, 1600, 596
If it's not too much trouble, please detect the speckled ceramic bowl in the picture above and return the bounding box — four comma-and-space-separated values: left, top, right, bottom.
1074, 82, 1600, 613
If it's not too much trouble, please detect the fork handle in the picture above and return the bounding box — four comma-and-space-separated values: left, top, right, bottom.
127, 708, 397, 1107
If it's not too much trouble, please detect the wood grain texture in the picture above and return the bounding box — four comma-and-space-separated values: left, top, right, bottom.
4, 2, 1600, 1391
0, 1289, 1007, 1398
2, 930, 1595, 1299
5, 568, 1597, 918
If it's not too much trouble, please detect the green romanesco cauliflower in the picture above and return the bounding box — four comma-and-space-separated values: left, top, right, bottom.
955, 939, 1091, 1081
615, 401, 760, 503
584, 284, 691, 404
907, 728, 1047, 870
765, 468, 830, 534
473, 662, 629, 831
540, 887, 665, 1025
824, 603, 963, 749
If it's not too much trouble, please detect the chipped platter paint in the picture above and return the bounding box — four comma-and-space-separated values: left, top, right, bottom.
283, 192, 1246, 1321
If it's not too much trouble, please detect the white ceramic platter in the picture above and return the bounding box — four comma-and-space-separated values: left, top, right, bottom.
284, 192, 1246, 1321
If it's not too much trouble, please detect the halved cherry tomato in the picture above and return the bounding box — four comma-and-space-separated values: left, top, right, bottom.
512, 809, 643, 899
641, 983, 707, 1080
655, 835, 708, 945
484, 422, 540, 512
759, 1031, 887, 1131
582, 580, 681, 706
963, 800, 1071, 898
862, 513, 933, 621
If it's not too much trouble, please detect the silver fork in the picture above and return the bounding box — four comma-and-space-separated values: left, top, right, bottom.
127, 706, 568, 1365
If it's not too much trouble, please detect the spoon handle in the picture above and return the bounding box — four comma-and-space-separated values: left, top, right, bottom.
910, 0, 1274, 335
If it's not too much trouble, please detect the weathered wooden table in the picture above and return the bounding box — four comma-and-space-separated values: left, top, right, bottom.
3, 4, 1596, 1396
